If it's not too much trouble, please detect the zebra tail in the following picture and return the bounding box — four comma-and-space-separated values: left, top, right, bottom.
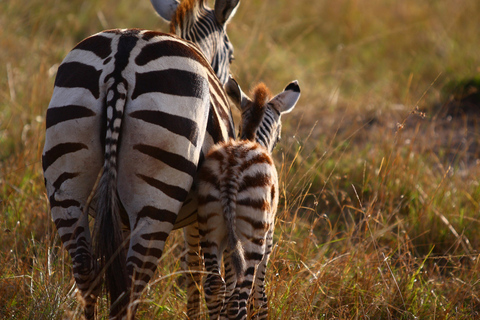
93, 82, 129, 315
221, 169, 247, 283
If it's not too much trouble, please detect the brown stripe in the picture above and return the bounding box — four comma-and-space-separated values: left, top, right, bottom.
141, 30, 165, 41
197, 211, 220, 224
198, 226, 217, 237
244, 266, 256, 276
74, 34, 112, 59
136, 174, 188, 203
54, 217, 78, 230
239, 233, 265, 246
130, 110, 199, 147
131, 243, 163, 258
134, 206, 177, 228
173, 209, 196, 227
60, 227, 84, 244
205, 146, 225, 161
132, 69, 207, 100
197, 194, 219, 205
52, 172, 80, 190
237, 215, 269, 230
46, 105, 96, 129
42, 142, 88, 172
140, 231, 169, 242
133, 144, 196, 179
240, 173, 272, 190
127, 255, 158, 272
244, 251, 264, 261
54, 62, 101, 99
135, 39, 200, 66
199, 240, 219, 249
206, 103, 225, 143
49, 194, 81, 209
239, 152, 273, 172
271, 184, 276, 205
208, 78, 235, 138
60, 233, 75, 244
198, 166, 220, 186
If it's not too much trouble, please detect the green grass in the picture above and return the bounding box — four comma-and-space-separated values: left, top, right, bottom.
2, 0, 480, 318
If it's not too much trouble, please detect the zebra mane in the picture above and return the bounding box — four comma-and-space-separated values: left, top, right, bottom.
242, 83, 271, 141
252, 83, 271, 109
170, 0, 207, 34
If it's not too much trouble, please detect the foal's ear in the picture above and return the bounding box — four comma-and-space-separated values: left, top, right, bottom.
214, 0, 241, 25
150, 0, 180, 22
270, 80, 301, 114
225, 76, 250, 111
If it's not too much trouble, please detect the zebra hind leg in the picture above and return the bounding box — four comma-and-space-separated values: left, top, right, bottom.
204, 271, 226, 320
73, 241, 101, 320
183, 223, 204, 319
202, 247, 226, 320
221, 251, 239, 319
232, 246, 266, 320
249, 229, 274, 319
54, 207, 100, 320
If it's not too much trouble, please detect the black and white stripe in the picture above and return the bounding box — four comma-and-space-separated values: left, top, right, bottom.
197, 77, 301, 320
42, 1, 239, 319
153, 1, 240, 318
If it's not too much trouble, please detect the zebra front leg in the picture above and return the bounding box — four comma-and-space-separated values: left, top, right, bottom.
183, 222, 203, 319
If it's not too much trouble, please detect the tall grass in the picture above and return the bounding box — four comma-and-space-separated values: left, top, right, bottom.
1, 0, 480, 318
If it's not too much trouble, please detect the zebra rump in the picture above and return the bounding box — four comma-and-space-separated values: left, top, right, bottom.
201, 142, 248, 281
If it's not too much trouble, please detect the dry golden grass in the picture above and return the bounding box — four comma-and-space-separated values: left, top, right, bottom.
1, 0, 480, 319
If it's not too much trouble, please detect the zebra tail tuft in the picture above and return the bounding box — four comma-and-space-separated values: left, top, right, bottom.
93, 82, 129, 316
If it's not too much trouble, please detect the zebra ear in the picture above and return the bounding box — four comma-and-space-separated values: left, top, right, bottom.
271, 80, 301, 114
214, 0, 240, 25
225, 76, 250, 111
150, 0, 180, 22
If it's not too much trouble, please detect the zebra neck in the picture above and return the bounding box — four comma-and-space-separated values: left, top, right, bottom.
255, 110, 278, 153
256, 128, 276, 153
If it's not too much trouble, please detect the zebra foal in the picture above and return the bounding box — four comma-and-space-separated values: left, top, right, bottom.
197, 77, 301, 319
42, 0, 239, 319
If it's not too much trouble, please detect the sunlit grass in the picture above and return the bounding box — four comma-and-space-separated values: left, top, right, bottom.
1, 0, 480, 319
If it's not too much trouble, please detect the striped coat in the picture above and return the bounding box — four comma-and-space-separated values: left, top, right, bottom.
42, 0, 239, 318
197, 77, 301, 319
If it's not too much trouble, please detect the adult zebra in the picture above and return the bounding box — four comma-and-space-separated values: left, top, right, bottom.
42, 0, 239, 318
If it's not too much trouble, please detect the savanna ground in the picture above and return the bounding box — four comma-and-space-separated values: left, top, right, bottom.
1, 0, 480, 319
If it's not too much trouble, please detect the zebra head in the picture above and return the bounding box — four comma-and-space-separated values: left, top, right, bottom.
151, 0, 240, 84
225, 76, 301, 152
